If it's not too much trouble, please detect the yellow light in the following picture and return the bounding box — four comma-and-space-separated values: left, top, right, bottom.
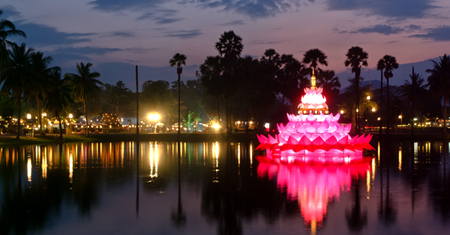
69, 113, 73, 119
26, 113, 31, 119
147, 113, 161, 122
398, 115, 402, 119
367, 95, 371, 100
340, 110, 344, 114
372, 107, 376, 112
212, 123, 221, 130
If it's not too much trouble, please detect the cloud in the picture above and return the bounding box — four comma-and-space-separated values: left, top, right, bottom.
191, 0, 305, 19
1, 5, 21, 19
411, 25, 450, 41
249, 40, 282, 45
89, 0, 183, 24
351, 24, 404, 35
219, 20, 245, 26
125, 47, 159, 54
154, 17, 183, 24
111, 31, 136, 38
407, 24, 422, 30
88, 0, 166, 11
49, 53, 91, 66
53, 46, 122, 55
164, 29, 202, 39
10, 23, 92, 46
326, 0, 436, 19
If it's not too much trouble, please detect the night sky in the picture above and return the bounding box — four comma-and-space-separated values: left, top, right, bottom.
2, 0, 450, 90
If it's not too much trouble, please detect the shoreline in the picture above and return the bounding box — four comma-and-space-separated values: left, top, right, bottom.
1, 132, 450, 147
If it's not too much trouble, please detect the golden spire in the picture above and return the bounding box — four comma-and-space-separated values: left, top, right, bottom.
311, 69, 317, 89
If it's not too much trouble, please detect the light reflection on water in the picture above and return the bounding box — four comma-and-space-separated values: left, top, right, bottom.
0, 140, 449, 235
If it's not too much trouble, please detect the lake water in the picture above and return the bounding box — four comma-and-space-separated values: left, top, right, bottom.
0, 140, 449, 235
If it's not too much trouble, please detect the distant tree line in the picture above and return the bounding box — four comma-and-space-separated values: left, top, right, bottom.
1, 9, 450, 138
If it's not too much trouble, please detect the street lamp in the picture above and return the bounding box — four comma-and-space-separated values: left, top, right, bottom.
147, 113, 161, 133
26, 114, 34, 137
398, 114, 403, 133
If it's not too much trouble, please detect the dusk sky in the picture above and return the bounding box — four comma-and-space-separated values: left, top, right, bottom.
2, 0, 450, 90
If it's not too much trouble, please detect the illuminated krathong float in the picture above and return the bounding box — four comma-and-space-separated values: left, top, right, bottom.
256, 70, 374, 164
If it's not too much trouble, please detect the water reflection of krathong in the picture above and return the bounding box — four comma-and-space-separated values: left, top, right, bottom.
257, 157, 372, 232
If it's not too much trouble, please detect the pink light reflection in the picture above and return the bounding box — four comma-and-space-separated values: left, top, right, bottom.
257, 156, 372, 231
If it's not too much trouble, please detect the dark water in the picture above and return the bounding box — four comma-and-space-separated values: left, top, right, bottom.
0, 140, 449, 235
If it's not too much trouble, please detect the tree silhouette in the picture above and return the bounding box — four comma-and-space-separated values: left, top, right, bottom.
427, 54, 450, 135
275, 54, 306, 113
303, 48, 328, 75
316, 70, 340, 113
46, 68, 72, 139
0, 10, 26, 77
378, 55, 399, 136
64, 62, 102, 136
215, 31, 243, 134
400, 67, 428, 137
170, 53, 187, 135
198, 56, 224, 123
30, 51, 58, 136
0, 43, 34, 139
344, 46, 368, 134
377, 59, 385, 137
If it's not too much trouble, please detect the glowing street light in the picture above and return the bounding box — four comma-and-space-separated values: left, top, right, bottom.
372, 107, 376, 112
147, 113, 161, 122
26, 113, 32, 120
68, 113, 73, 119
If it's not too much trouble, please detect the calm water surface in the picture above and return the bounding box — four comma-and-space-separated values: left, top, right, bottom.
0, 140, 449, 235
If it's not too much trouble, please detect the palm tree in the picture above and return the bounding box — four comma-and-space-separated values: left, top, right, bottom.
0, 10, 26, 76
169, 53, 187, 135
215, 31, 243, 133
303, 48, 328, 75
46, 68, 72, 139
0, 43, 33, 139
64, 62, 102, 136
30, 51, 58, 136
344, 46, 368, 134
427, 54, 450, 135
378, 55, 399, 136
377, 59, 385, 136
400, 67, 428, 137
